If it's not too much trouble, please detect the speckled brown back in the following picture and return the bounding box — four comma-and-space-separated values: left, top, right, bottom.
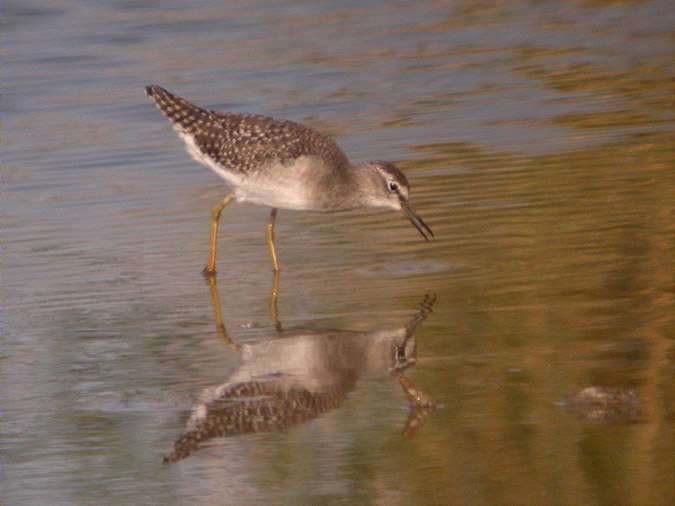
146, 85, 350, 175
163, 381, 347, 464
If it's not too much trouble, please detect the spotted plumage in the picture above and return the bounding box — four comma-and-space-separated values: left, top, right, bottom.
162, 294, 436, 463
163, 381, 346, 464
145, 84, 432, 274
146, 85, 349, 177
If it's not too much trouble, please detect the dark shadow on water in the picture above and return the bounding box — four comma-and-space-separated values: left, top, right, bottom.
164, 280, 438, 464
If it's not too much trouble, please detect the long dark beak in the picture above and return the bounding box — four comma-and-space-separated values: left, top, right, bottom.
400, 198, 434, 241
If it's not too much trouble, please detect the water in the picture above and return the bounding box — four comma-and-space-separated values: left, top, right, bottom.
2, 1, 673, 505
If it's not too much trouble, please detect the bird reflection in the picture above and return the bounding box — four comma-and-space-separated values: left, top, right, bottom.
164, 279, 437, 464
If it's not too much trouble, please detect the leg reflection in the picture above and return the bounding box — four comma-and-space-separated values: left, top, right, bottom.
206, 269, 282, 343
269, 269, 282, 333
205, 276, 239, 351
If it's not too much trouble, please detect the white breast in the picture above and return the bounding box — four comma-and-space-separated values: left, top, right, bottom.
234, 157, 317, 210
177, 131, 327, 210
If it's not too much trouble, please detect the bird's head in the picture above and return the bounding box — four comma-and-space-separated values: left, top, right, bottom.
361, 161, 434, 241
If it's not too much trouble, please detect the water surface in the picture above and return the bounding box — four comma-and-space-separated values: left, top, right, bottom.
3, 1, 673, 505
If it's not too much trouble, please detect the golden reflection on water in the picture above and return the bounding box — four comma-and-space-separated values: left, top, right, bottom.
399, 129, 673, 505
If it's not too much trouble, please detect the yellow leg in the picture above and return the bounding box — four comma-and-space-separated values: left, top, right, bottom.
203, 193, 235, 276
266, 208, 280, 272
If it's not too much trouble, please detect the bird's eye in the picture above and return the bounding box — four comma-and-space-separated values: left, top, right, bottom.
387, 181, 399, 193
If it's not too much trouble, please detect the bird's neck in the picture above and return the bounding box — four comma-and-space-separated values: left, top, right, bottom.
340, 164, 381, 209
306, 163, 380, 211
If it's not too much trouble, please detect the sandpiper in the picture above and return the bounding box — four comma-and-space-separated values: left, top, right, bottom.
145, 85, 433, 275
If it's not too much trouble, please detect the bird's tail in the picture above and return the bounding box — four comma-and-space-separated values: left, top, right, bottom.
145, 84, 215, 135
